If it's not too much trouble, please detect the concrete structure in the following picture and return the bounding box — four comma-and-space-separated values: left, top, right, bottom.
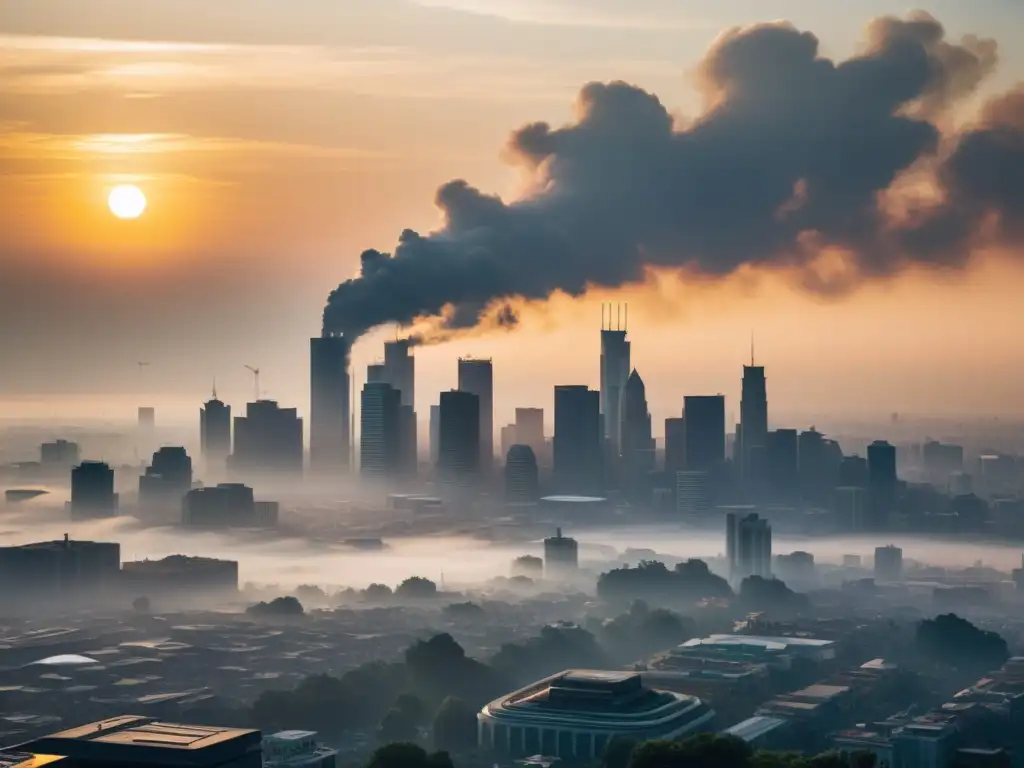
664, 417, 686, 474
229, 400, 303, 479
676, 471, 711, 519
139, 447, 193, 508
182, 484, 276, 528
543, 527, 578, 576
621, 369, 655, 501
360, 382, 401, 480
438, 390, 481, 490
600, 307, 631, 456
874, 545, 904, 583
121, 555, 239, 597
457, 357, 494, 472
69, 461, 118, 519
505, 445, 539, 503
723, 716, 790, 749
835, 486, 868, 532
766, 429, 798, 498
310, 333, 351, 475
478, 670, 714, 761
675, 635, 837, 664
554, 385, 602, 495
0, 536, 121, 600
263, 731, 336, 768
683, 396, 726, 471
515, 408, 546, 463
739, 361, 768, 486
40, 440, 80, 470
726, 511, 772, 582
200, 392, 231, 468
383, 341, 417, 473
18, 715, 261, 767
429, 404, 441, 467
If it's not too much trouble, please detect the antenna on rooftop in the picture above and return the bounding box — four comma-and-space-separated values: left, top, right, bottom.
244, 365, 261, 401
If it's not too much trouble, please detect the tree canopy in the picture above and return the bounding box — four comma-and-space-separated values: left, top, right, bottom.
597, 560, 732, 606
245, 596, 304, 617
396, 576, 439, 599
915, 613, 1009, 672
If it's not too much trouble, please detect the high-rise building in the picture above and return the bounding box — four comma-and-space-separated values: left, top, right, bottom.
766, 429, 799, 497
739, 358, 768, 485
621, 369, 655, 500
544, 527, 579, 576
429, 404, 441, 466
438, 390, 481, 489
839, 454, 869, 487
40, 439, 80, 468
664, 417, 686, 474
458, 357, 494, 472
874, 544, 903, 582
835, 486, 867, 532
183, 483, 277, 527
384, 340, 418, 472
200, 389, 231, 467
505, 445, 539, 503
70, 461, 118, 519
500, 424, 519, 459
139, 447, 193, 507
676, 471, 710, 518
922, 440, 964, 479
360, 382, 401, 480
798, 428, 842, 503
515, 407, 545, 461
229, 400, 303, 478
867, 440, 898, 491
366, 363, 387, 383
726, 511, 771, 583
0, 536, 121, 600
554, 385, 602, 495
683, 396, 726, 471
600, 306, 631, 455
310, 333, 351, 474
138, 407, 156, 430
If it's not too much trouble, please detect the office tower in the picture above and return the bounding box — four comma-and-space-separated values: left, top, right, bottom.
839, 454, 869, 487
438, 390, 480, 489
726, 511, 772, 582
183, 483, 276, 527
739, 357, 768, 485
515, 408, 545, 455
798, 428, 842, 503
874, 544, 904, 582
367, 363, 387, 383
360, 381, 401, 480
553, 385, 602, 495
600, 305, 631, 455
621, 369, 655, 500
867, 440, 898, 490
383, 340, 415, 408
835, 486, 867, 532
664, 417, 686, 474
500, 424, 519, 459
200, 389, 231, 467
774, 551, 815, 587
922, 440, 964, 480
398, 405, 417, 474
544, 527, 579, 576
70, 461, 118, 519
0, 535, 121, 600
676, 470, 710, 518
138, 407, 156, 430
139, 447, 193, 507
40, 439, 80, 469
229, 400, 303, 478
505, 445, 539, 503
766, 428, 799, 497
429, 404, 441, 466
683, 395, 726, 471
310, 332, 351, 475
457, 357, 494, 472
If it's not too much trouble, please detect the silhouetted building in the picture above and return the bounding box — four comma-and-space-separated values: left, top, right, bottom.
40, 439, 79, 469
121, 555, 239, 597
139, 447, 193, 507
505, 445, 540, 503
665, 417, 686, 474
874, 545, 904, 582
366, 362, 386, 382
18, 716, 261, 768
621, 369, 655, 501
766, 429, 799, 498
726, 512, 771, 582
200, 390, 231, 467
384, 341, 417, 472
868, 440, 898, 490
500, 424, 518, 460
0, 536, 121, 600
922, 440, 964, 479
683, 396, 726, 471
429, 404, 441, 466
554, 385, 602, 495
438, 390, 481, 489
360, 382, 401, 480
600, 306, 631, 455
676, 471, 711, 518
835, 486, 867, 531
458, 357, 494, 472
740, 360, 768, 486
516, 407, 545, 456
138, 406, 156, 431
775, 551, 814, 587
798, 428, 841, 503
230, 400, 303, 478
183, 483, 277, 528
544, 527, 579, 576
310, 332, 351, 475
70, 461, 118, 519
839, 455, 869, 487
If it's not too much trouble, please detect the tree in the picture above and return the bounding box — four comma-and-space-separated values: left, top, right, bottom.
915, 613, 1009, 672
397, 576, 438, 599
395, 693, 427, 725
444, 602, 485, 620
295, 584, 328, 604
367, 743, 455, 768
598, 560, 731, 607
630, 734, 751, 768
433, 696, 477, 752
132, 595, 150, 614
738, 576, 809, 612
245, 596, 304, 617
364, 583, 394, 602
603, 736, 638, 768
512, 555, 543, 577
378, 708, 418, 744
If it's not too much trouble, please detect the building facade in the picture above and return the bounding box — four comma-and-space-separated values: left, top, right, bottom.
309, 333, 351, 475
554, 385, 602, 495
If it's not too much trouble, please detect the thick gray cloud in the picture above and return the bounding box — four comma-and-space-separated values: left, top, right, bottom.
324, 12, 1023, 339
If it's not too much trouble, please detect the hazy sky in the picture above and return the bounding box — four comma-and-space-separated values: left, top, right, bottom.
2, 0, 1024, 431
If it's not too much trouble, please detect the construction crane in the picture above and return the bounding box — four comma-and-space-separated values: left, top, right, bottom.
244, 365, 261, 402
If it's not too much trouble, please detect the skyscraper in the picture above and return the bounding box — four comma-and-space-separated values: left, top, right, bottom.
766, 428, 799, 498
515, 407, 545, 461
229, 400, 303, 478
70, 461, 119, 519
505, 444, 539, 503
874, 544, 903, 582
664, 417, 686, 474
139, 447, 193, 507
867, 440, 898, 491
553, 385, 602, 495
740, 356, 768, 485
383, 340, 415, 409
438, 390, 481, 489
429, 404, 441, 466
200, 389, 231, 467
726, 511, 772, 583
621, 369, 655, 500
366, 363, 387, 383
683, 395, 726, 471
600, 305, 630, 455
457, 357, 494, 472
310, 333, 351, 474
360, 382, 401, 480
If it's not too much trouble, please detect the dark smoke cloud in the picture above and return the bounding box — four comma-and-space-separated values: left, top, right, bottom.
324, 11, 1023, 340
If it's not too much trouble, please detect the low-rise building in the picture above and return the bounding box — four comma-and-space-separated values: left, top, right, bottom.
263, 731, 337, 768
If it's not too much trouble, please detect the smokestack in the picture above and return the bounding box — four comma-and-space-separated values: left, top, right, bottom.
324, 13, 1016, 343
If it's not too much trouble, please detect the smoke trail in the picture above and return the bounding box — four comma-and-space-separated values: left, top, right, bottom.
323, 12, 1019, 341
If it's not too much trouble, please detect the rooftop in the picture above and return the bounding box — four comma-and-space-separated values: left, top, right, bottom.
540, 495, 608, 503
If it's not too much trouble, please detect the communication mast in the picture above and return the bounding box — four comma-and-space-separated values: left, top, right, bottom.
244, 365, 261, 402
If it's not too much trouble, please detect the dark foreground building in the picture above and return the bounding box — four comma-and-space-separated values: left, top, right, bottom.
10, 715, 261, 767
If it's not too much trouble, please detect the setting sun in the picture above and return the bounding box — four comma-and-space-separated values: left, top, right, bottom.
108, 184, 147, 219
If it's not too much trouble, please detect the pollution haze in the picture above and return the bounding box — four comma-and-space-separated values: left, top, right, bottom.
1, 1, 1024, 422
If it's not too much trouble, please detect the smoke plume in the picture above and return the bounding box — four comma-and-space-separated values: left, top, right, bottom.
323, 12, 1021, 341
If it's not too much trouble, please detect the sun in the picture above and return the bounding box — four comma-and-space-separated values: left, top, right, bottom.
108, 184, 147, 220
